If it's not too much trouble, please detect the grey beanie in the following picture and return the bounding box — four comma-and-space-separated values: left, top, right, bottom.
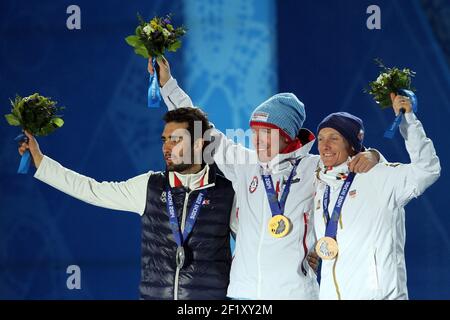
250, 93, 306, 141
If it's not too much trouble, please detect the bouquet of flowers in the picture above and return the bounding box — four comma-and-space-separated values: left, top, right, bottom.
4, 93, 64, 173
125, 14, 187, 108
365, 58, 416, 108
5, 93, 64, 136
365, 59, 418, 138
125, 13, 186, 58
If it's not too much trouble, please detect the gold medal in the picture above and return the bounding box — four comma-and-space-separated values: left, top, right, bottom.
315, 237, 339, 260
268, 215, 291, 238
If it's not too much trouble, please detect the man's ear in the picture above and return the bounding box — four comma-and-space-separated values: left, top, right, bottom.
348, 142, 356, 156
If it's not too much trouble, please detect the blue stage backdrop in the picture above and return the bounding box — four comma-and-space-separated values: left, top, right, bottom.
0, 0, 449, 299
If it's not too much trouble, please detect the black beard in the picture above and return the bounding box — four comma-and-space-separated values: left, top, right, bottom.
167, 163, 195, 173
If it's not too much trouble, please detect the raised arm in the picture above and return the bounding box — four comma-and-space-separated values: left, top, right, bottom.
150, 57, 255, 183
373, 94, 441, 207
148, 56, 193, 110
19, 131, 149, 215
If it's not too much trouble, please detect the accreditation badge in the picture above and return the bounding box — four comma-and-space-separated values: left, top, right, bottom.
315, 237, 339, 260
268, 215, 291, 238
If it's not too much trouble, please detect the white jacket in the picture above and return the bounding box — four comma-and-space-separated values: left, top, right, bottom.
34, 158, 238, 234
314, 112, 440, 300
161, 78, 319, 299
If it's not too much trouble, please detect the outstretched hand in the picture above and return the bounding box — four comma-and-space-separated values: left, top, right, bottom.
18, 131, 44, 168
148, 56, 171, 87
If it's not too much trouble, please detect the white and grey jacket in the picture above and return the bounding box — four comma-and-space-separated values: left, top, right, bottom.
161, 77, 320, 299
314, 112, 440, 300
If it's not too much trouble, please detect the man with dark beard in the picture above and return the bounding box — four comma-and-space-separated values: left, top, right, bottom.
18, 107, 237, 300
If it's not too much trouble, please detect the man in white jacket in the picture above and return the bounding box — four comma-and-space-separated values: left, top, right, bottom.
311, 93, 440, 299
150, 57, 381, 299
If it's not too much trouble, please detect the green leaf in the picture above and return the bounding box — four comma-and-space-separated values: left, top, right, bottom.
365, 59, 416, 109
125, 35, 140, 47
136, 25, 145, 37
167, 40, 181, 52
134, 46, 149, 58
38, 122, 55, 136
5, 113, 21, 126
11, 106, 22, 121
52, 117, 64, 127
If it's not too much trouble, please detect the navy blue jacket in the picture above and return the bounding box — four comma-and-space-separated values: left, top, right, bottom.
140, 165, 235, 300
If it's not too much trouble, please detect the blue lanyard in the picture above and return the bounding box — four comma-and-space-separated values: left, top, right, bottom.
317, 172, 356, 285
147, 57, 161, 108
261, 159, 301, 217
166, 188, 207, 248
322, 172, 356, 239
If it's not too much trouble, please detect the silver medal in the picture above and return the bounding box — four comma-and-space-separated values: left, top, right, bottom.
176, 246, 185, 269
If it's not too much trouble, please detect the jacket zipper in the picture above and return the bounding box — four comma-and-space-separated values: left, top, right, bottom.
257, 205, 265, 299
173, 190, 192, 300
373, 248, 380, 295
172, 183, 215, 300
301, 212, 308, 276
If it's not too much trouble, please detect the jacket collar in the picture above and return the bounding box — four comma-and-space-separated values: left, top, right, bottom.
315, 159, 352, 190
166, 164, 216, 191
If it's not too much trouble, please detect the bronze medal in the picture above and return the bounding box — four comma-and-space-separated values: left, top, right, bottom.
315, 236, 339, 260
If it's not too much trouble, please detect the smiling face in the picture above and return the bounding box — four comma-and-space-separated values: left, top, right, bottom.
251, 124, 289, 163
318, 127, 353, 167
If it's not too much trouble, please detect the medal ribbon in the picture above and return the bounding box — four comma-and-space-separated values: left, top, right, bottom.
166, 188, 207, 248
261, 159, 301, 217
322, 172, 356, 239
384, 89, 418, 139
147, 57, 162, 108
317, 172, 355, 284
15, 133, 31, 174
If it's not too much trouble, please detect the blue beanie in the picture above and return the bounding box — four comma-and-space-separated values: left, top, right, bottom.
317, 112, 365, 153
250, 93, 306, 141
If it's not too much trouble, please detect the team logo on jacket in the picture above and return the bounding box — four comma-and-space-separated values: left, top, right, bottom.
291, 177, 301, 184
249, 176, 258, 193
349, 189, 357, 198
385, 162, 401, 168
160, 191, 167, 203
336, 172, 348, 180
202, 199, 210, 206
